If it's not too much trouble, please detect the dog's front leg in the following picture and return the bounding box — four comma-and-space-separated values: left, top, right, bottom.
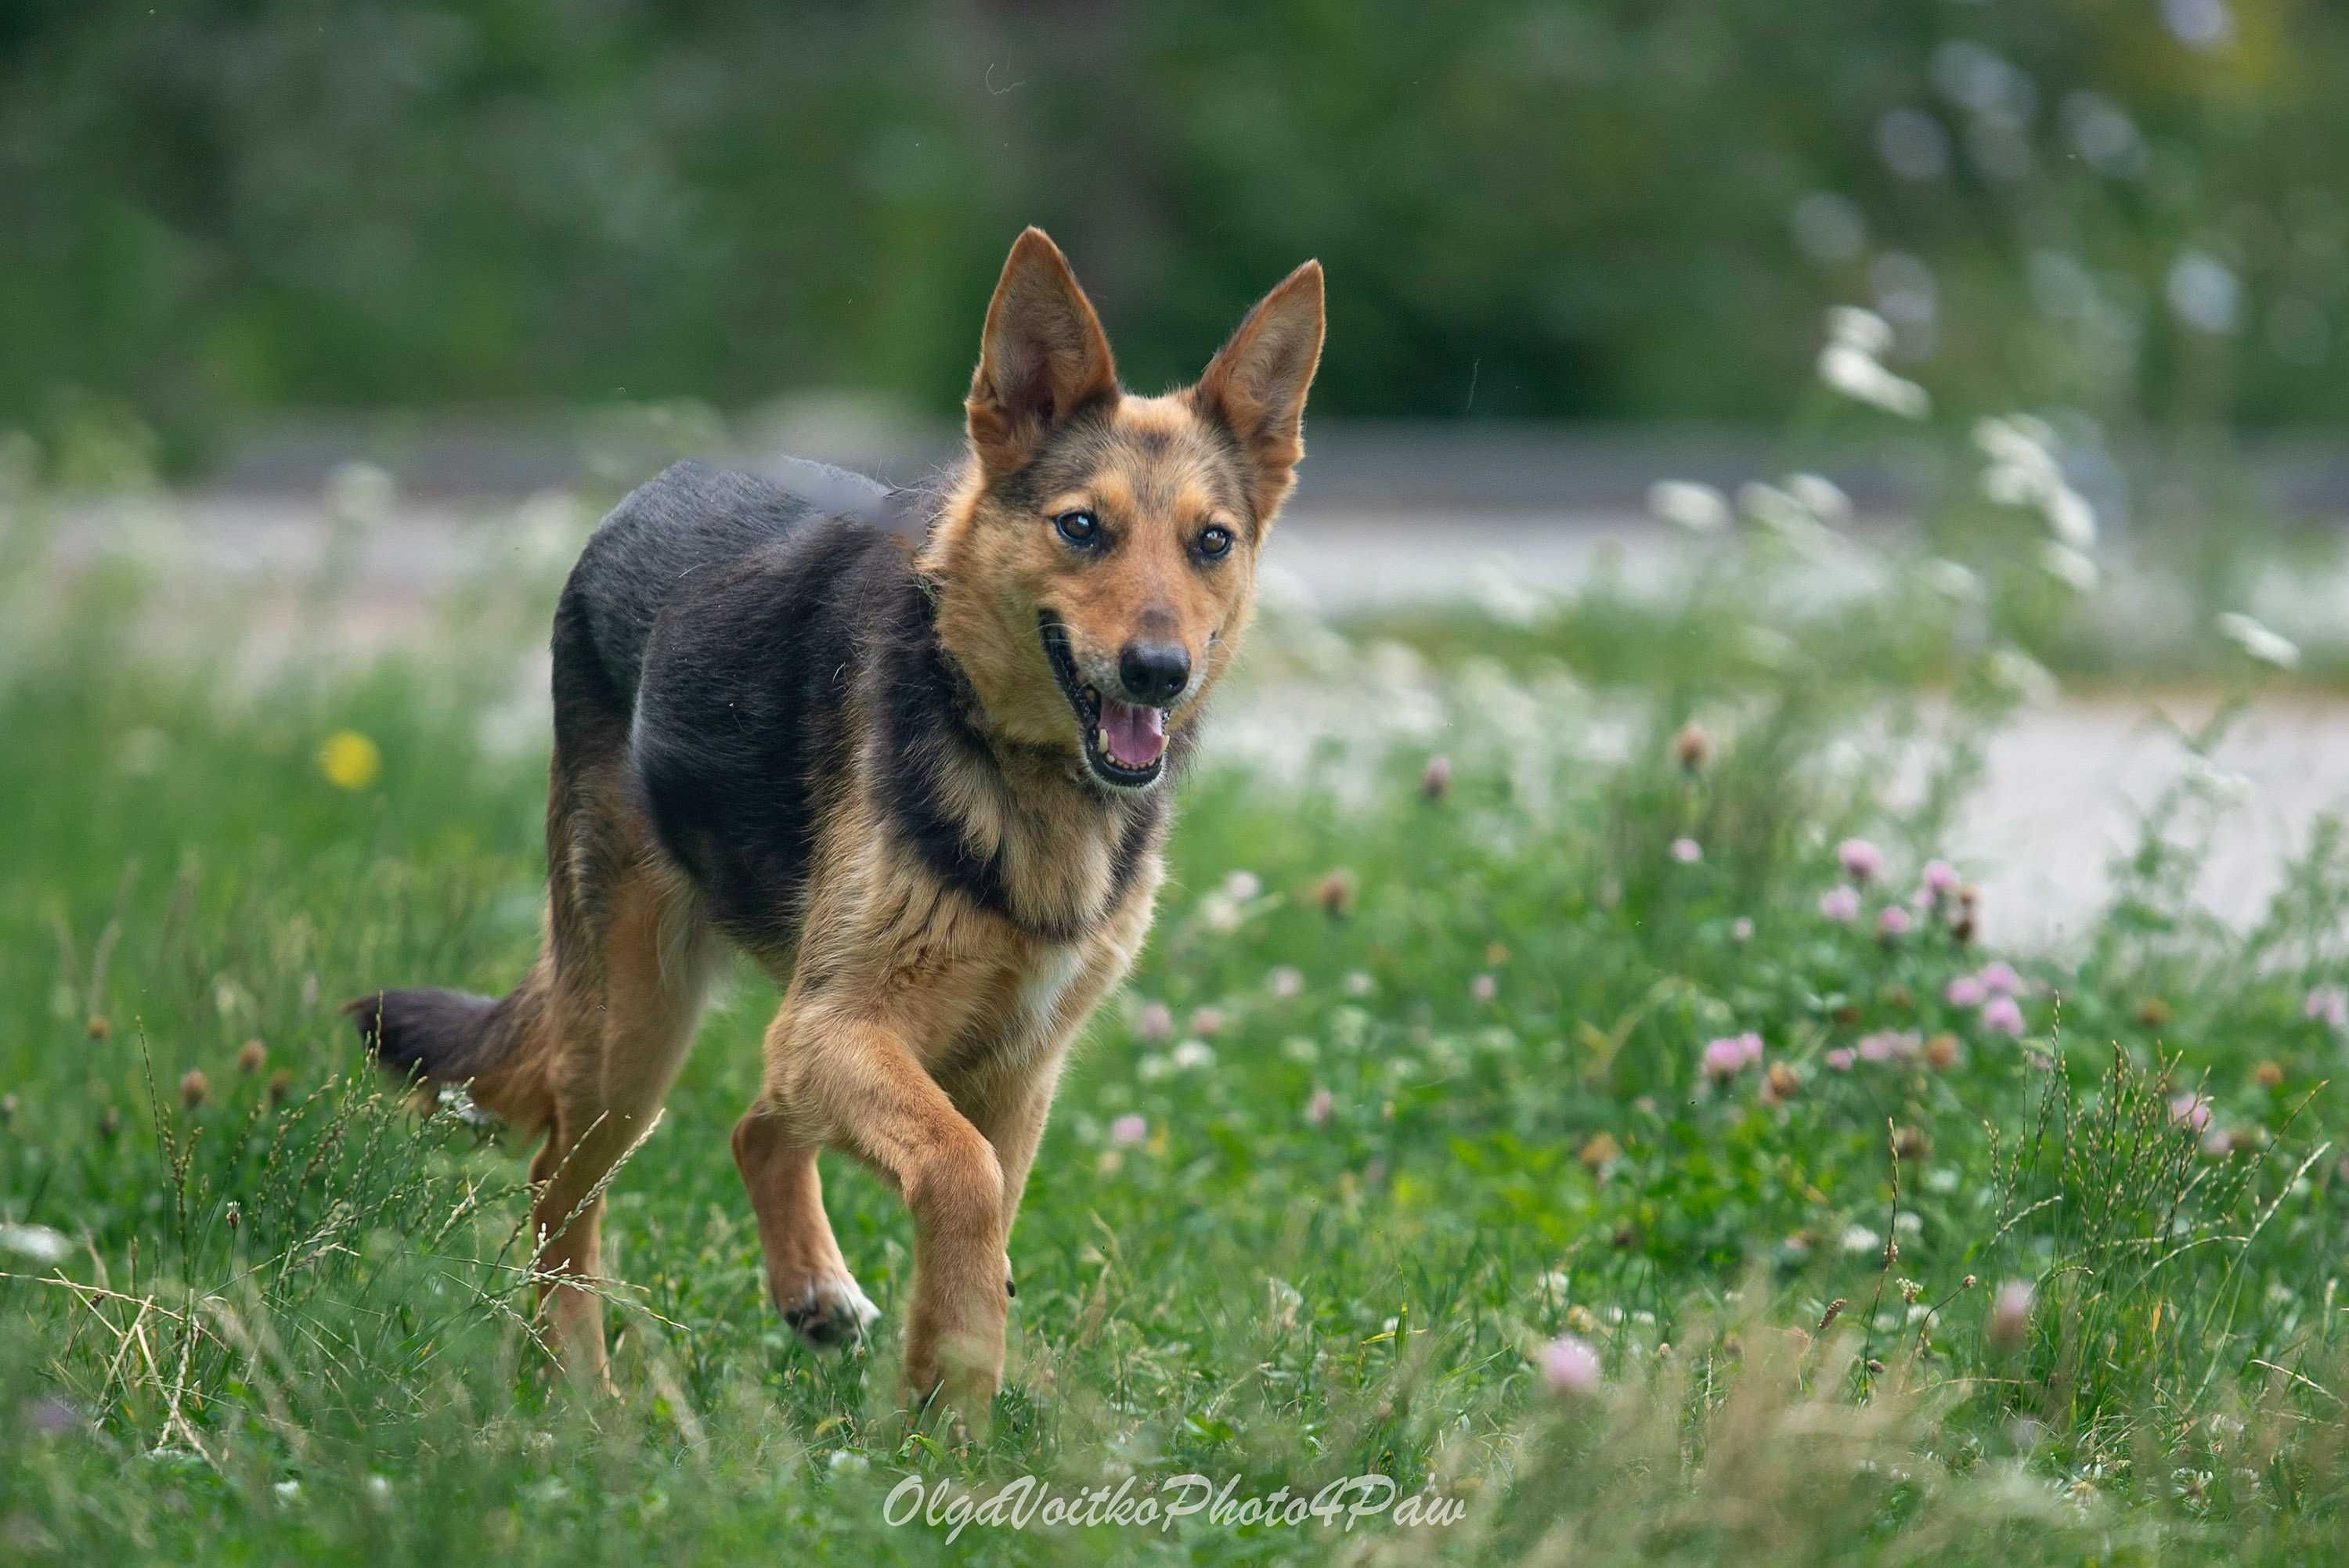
965, 1054, 1069, 1303
766, 1002, 1009, 1428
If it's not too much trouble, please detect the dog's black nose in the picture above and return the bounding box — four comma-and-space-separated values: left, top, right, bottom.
1117, 640, 1190, 705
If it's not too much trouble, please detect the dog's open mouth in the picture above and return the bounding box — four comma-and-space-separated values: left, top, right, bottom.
1039, 615, 1167, 788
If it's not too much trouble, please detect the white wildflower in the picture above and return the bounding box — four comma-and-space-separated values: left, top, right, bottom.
1170, 1039, 1217, 1072
2216, 611, 2300, 669
1920, 558, 1983, 602
1646, 479, 1731, 532
1818, 342, 1931, 418
1828, 306, 1895, 355
1784, 472, 1852, 525
1980, 462, 2042, 508
2039, 542, 2100, 593
1198, 895, 1243, 933
2044, 485, 2098, 548
1974, 416, 2097, 546
0, 1222, 70, 1265
1973, 415, 2055, 467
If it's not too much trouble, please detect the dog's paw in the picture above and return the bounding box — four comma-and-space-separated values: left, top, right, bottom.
778, 1272, 880, 1349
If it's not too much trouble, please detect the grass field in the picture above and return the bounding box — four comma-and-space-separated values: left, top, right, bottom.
7, 478, 2349, 1566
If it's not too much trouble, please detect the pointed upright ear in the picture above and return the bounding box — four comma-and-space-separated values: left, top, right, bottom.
1191, 261, 1324, 521
965, 228, 1119, 474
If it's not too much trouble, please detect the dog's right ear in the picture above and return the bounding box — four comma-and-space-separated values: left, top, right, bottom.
965, 228, 1119, 475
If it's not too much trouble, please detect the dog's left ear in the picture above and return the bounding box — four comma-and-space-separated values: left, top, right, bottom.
966, 228, 1120, 475
1191, 261, 1325, 523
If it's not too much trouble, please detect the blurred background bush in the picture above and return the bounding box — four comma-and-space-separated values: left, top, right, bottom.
4, 0, 2344, 470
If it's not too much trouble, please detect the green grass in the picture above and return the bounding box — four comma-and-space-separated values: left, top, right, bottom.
8, 507, 2349, 1566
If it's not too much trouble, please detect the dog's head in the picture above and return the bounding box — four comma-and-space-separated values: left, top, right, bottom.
925, 228, 1323, 793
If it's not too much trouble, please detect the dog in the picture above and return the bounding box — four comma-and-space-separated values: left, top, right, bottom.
349, 229, 1323, 1422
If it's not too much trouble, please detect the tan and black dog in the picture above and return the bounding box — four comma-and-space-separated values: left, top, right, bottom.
350, 229, 1322, 1422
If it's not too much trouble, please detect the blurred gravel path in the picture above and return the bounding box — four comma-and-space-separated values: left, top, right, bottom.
39, 491, 2349, 950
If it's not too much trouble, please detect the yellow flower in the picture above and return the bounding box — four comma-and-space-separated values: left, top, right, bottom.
318, 730, 382, 791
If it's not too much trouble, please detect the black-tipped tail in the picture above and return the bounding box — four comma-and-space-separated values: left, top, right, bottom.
347, 987, 503, 1083
347, 975, 557, 1135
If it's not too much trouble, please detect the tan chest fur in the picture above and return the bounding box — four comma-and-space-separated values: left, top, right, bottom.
918, 885, 1156, 1098
788, 784, 1160, 1087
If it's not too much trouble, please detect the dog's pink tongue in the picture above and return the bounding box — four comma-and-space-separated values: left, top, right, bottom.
1099, 697, 1166, 770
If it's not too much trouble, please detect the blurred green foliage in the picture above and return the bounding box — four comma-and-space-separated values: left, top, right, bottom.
3, 0, 2346, 456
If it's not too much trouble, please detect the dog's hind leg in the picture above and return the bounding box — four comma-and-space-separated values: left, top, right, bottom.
528, 852, 716, 1389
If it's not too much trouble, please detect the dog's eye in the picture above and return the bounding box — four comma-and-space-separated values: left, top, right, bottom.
1196, 525, 1234, 560
1054, 510, 1100, 546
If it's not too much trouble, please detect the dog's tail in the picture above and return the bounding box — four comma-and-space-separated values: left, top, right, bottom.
346, 956, 558, 1134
